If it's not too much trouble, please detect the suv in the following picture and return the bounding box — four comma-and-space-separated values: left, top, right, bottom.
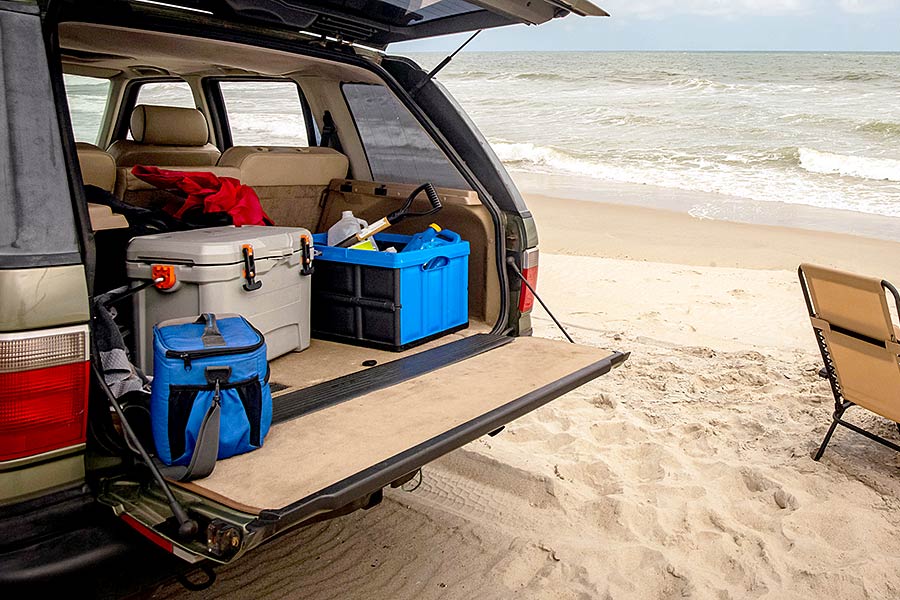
0, 0, 623, 594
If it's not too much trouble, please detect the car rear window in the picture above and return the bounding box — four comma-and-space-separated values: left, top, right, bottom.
0, 9, 79, 268
219, 81, 311, 146
342, 83, 468, 189
134, 80, 195, 108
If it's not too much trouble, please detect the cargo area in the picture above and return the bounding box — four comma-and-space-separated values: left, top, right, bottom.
55, 15, 626, 549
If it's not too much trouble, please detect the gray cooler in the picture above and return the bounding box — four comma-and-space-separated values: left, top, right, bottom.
126, 225, 313, 374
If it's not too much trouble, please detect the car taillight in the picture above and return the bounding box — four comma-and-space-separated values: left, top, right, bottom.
0, 325, 90, 461
517, 248, 539, 313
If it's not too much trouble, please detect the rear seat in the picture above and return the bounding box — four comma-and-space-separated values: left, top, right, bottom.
108, 105, 220, 167
217, 146, 349, 229
75, 142, 128, 231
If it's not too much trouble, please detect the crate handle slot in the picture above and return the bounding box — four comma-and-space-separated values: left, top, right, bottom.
422, 256, 451, 271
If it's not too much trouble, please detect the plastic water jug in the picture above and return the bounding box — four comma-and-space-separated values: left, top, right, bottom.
327, 211, 378, 250
402, 224, 460, 252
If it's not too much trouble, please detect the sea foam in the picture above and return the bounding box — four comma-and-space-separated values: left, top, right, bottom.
798, 148, 900, 182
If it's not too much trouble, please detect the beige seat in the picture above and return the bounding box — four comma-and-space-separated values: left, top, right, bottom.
75, 142, 128, 231
108, 105, 220, 167
217, 146, 348, 229
799, 263, 900, 459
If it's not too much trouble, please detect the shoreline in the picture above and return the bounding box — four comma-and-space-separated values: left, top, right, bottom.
513, 171, 900, 243
523, 189, 900, 282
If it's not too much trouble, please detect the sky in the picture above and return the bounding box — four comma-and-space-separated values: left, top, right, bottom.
392, 0, 900, 52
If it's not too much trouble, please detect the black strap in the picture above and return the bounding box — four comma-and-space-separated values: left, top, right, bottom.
196, 313, 226, 348
319, 111, 342, 152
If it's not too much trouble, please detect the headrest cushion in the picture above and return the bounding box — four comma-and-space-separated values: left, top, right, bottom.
130, 105, 209, 146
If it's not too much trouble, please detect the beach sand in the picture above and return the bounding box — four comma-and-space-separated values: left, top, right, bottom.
153, 187, 900, 600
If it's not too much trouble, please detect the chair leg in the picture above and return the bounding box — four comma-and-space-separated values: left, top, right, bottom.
814, 418, 840, 461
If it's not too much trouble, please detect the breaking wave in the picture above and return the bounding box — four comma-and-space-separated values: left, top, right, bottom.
798, 148, 900, 182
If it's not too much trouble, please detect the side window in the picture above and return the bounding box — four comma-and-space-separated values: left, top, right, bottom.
342, 83, 467, 189
219, 81, 309, 146
134, 80, 195, 108
63, 74, 111, 145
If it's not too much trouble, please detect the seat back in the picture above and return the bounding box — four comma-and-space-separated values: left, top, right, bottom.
75, 142, 129, 231
217, 146, 348, 230
108, 105, 220, 167
76, 142, 116, 191
800, 263, 900, 421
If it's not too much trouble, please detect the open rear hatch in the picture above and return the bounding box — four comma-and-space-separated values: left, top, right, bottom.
214, 0, 608, 47
103, 334, 625, 562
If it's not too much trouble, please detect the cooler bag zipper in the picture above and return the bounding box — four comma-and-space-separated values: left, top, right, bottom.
167, 340, 265, 369
164, 319, 266, 369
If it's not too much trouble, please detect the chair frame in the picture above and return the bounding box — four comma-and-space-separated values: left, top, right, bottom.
798, 266, 900, 460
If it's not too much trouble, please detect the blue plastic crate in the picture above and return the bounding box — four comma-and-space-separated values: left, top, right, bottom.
311, 232, 470, 350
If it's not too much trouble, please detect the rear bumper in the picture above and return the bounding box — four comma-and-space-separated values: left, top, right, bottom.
0, 485, 183, 595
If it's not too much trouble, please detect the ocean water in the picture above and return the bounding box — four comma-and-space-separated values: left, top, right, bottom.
412, 52, 900, 223
66, 52, 900, 227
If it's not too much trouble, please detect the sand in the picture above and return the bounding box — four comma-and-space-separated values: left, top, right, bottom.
152, 188, 900, 600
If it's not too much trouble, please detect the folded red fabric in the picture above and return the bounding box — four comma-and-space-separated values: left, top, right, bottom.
131, 165, 274, 226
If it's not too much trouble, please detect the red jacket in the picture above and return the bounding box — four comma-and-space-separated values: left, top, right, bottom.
131, 165, 274, 227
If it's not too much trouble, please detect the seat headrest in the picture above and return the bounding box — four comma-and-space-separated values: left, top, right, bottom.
75, 142, 116, 192
130, 105, 209, 146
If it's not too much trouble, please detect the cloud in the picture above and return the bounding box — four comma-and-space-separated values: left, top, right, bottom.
602, 0, 867, 19
836, 0, 897, 13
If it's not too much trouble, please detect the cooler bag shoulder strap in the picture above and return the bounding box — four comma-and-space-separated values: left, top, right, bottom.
163, 366, 231, 482
170, 397, 220, 482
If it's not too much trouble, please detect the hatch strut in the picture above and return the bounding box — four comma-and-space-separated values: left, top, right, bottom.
411, 30, 481, 97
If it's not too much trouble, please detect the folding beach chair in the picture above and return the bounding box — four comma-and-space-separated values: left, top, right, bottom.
798, 263, 900, 460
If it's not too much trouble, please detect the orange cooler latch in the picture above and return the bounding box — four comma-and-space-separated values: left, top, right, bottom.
151, 264, 177, 290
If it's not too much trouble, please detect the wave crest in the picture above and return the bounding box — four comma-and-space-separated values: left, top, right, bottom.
856, 120, 900, 137
798, 148, 900, 182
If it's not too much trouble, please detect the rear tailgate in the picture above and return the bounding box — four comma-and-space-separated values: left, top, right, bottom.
107, 335, 625, 562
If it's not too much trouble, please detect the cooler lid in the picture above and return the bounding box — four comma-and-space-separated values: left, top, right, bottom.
126, 226, 310, 266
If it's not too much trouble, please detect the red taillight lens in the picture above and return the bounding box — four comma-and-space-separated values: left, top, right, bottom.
0, 326, 89, 461
517, 248, 539, 313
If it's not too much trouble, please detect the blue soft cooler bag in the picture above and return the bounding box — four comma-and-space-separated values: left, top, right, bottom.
150, 313, 272, 480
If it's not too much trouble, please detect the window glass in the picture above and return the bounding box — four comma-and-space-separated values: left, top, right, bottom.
63, 74, 110, 145
135, 80, 196, 108
220, 81, 309, 146
342, 83, 467, 188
